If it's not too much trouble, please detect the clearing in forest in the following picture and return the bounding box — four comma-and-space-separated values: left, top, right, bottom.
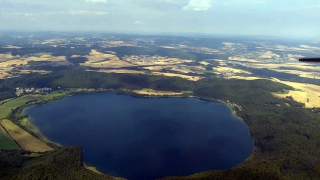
0, 121, 19, 150
1, 120, 52, 152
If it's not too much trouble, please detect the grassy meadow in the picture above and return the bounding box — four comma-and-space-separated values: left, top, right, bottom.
1, 120, 53, 152
0, 91, 68, 119
133, 88, 183, 96
0, 121, 19, 150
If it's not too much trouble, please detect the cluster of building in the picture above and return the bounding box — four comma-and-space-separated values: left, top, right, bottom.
129, 55, 160, 63
15, 87, 52, 97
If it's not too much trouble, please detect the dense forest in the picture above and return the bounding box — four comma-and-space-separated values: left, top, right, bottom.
1, 69, 320, 179
233, 64, 320, 86
102, 46, 228, 61
0, 146, 121, 180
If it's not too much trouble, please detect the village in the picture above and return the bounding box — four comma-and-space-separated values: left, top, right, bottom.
15, 87, 52, 97
126, 55, 160, 63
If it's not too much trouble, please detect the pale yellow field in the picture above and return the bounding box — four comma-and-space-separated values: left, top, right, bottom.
0, 71, 10, 78
287, 54, 305, 61
161, 46, 177, 49
152, 72, 201, 81
222, 42, 235, 46
299, 45, 320, 50
272, 78, 320, 108
255, 62, 320, 79
215, 66, 252, 74
178, 44, 188, 48
3, 45, 22, 49
258, 51, 280, 59
125, 55, 193, 66
70, 55, 81, 58
171, 67, 193, 74
81, 50, 133, 68
230, 76, 265, 80
228, 56, 261, 63
105, 51, 116, 54
84, 50, 118, 62
19, 70, 52, 75
0, 53, 20, 61
199, 61, 210, 66
257, 45, 312, 52
143, 66, 163, 71
1, 120, 53, 152
0, 59, 28, 68
108, 41, 124, 45
256, 62, 319, 71
133, 89, 182, 96
87, 69, 145, 74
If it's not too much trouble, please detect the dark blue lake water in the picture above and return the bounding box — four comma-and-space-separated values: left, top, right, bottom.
26, 93, 253, 180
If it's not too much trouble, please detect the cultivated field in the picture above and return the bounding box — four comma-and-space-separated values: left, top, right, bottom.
133, 88, 182, 96
81, 50, 133, 68
0, 92, 68, 119
152, 72, 202, 81
19, 70, 52, 75
1, 120, 52, 152
0, 121, 19, 150
272, 78, 320, 108
0, 52, 66, 78
214, 66, 252, 74
125, 55, 193, 66
258, 51, 280, 59
230, 76, 265, 80
228, 56, 261, 63
87, 69, 146, 74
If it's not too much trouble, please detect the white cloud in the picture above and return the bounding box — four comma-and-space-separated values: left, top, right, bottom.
24, 13, 33, 17
134, 21, 144, 25
85, 0, 107, 4
68, 10, 109, 15
182, 0, 213, 11
159, 0, 179, 3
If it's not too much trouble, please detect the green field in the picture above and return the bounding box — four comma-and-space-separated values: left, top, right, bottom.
0, 122, 19, 150
0, 91, 68, 119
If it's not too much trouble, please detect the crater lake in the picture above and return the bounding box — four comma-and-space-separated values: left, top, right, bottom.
25, 93, 254, 180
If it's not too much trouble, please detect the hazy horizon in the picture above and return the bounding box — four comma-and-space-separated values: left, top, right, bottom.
1, 0, 320, 39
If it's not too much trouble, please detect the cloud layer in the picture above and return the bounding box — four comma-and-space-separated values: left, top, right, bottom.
85, 0, 107, 4
0, 0, 319, 39
182, 0, 213, 11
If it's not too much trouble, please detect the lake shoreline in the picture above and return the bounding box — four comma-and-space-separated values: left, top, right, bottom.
17, 89, 253, 178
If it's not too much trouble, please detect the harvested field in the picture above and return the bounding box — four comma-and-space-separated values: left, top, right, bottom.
81, 50, 133, 68
133, 88, 182, 96
1, 120, 53, 152
19, 70, 52, 75
200, 61, 210, 66
228, 57, 261, 63
143, 66, 163, 71
152, 72, 201, 81
230, 76, 265, 80
272, 78, 320, 108
215, 66, 252, 74
0, 53, 20, 62
3, 45, 22, 49
258, 51, 280, 59
161, 46, 177, 49
0, 120, 19, 150
87, 69, 145, 74
0, 71, 10, 78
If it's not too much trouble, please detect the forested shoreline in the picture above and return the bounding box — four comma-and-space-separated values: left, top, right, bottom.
1, 69, 320, 180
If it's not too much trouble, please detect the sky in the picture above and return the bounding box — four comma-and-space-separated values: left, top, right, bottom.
0, 0, 320, 39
